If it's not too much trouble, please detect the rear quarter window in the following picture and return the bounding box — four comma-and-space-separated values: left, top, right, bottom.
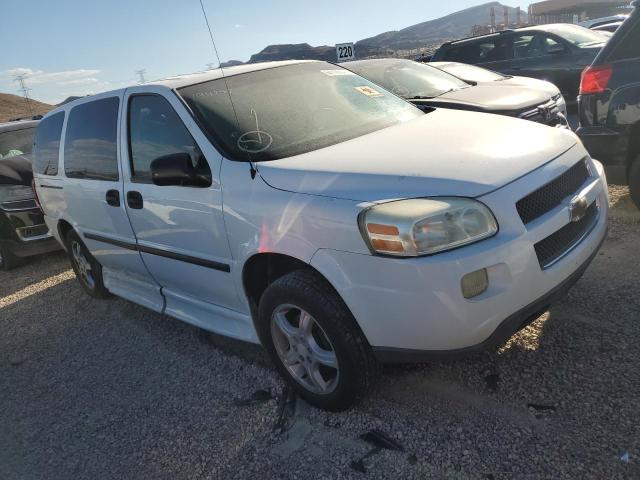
607, 20, 640, 61
33, 112, 65, 175
64, 97, 120, 181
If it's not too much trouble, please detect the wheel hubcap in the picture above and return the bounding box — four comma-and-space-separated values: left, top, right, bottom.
271, 304, 339, 395
71, 241, 95, 289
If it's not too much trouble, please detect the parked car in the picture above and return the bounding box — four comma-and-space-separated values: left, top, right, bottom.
579, 14, 629, 30
345, 58, 568, 127
431, 61, 567, 98
577, 0, 640, 207
432, 24, 609, 99
0, 120, 59, 269
35, 60, 608, 410
591, 22, 623, 34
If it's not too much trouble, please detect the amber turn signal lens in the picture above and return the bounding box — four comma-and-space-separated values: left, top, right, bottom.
371, 238, 404, 253
367, 223, 400, 236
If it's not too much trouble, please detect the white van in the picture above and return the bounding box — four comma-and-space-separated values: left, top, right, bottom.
34, 60, 608, 410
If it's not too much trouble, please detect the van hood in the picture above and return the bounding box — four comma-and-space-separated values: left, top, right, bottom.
257, 108, 578, 202
413, 84, 552, 113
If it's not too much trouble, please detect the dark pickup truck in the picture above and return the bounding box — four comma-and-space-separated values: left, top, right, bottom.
0, 120, 59, 269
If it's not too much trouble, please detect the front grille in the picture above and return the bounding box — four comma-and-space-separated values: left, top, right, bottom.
516, 160, 590, 225
534, 202, 598, 268
0, 199, 38, 211
16, 224, 50, 241
518, 96, 565, 127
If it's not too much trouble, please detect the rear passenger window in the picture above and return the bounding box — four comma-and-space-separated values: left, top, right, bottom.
445, 38, 511, 63
33, 112, 64, 175
64, 97, 119, 181
608, 25, 640, 61
128, 94, 209, 183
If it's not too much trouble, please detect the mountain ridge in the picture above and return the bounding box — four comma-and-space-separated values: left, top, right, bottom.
222, 2, 526, 66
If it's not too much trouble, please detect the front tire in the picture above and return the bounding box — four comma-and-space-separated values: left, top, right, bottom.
65, 230, 110, 298
257, 270, 379, 411
628, 155, 640, 209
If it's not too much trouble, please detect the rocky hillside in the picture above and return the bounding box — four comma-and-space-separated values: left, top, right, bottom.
248, 43, 336, 63
222, 2, 525, 65
0, 93, 53, 123
356, 1, 526, 54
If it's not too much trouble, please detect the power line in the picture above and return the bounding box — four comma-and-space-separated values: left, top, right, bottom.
198, 0, 252, 175
135, 69, 147, 84
13, 74, 34, 116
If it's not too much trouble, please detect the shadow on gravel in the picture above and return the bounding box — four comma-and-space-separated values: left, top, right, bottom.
0, 250, 68, 298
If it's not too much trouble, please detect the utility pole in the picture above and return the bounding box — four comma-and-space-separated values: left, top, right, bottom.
504, 6, 509, 28
13, 74, 34, 116
135, 69, 147, 84
490, 6, 496, 32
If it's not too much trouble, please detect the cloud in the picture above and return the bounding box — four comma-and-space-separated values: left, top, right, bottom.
58, 77, 100, 86
0, 67, 117, 104
234, 24, 243, 28
2, 67, 101, 86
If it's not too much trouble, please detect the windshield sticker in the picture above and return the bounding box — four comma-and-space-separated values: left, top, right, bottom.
237, 108, 273, 154
354, 86, 384, 97
321, 69, 356, 76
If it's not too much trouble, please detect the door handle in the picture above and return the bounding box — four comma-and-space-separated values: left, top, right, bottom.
127, 191, 143, 209
106, 189, 120, 207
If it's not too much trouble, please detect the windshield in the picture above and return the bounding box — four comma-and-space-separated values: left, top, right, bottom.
178, 62, 422, 162
541, 24, 608, 47
433, 62, 506, 82
0, 127, 35, 159
345, 59, 468, 99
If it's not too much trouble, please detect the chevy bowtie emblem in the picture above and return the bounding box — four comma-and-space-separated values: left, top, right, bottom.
539, 106, 550, 121
569, 196, 589, 222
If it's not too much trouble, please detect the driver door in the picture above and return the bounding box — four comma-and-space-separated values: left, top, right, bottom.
510, 33, 573, 94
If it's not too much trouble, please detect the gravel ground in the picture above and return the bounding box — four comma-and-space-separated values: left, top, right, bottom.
1, 185, 639, 480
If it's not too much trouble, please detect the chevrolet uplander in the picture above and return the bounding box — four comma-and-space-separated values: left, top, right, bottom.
33, 61, 608, 410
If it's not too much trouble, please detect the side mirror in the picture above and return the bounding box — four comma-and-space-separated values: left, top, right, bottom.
150, 152, 211, 187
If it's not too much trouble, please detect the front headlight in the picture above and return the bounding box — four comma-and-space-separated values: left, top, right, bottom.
359, 198, 498, 257
556, 94, 567, 116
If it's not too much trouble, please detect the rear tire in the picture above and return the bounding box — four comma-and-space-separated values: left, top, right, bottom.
65, 230, 110, 298
0, 245, 20, 271
257, 269, 379, 411
629, 156, 640, 209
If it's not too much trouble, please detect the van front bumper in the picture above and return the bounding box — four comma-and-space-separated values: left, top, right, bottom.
371, 231, 605, 363
310, 155, 609, 361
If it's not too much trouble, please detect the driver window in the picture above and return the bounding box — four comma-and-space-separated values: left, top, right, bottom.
514, 34, 562, 58
128, 94, 210, 183
541, 36, 562, 54
513, 35, 537, 58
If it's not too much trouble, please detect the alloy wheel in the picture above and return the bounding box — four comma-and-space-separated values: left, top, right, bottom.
270, 304, 339, 395
71, 240, 95, 289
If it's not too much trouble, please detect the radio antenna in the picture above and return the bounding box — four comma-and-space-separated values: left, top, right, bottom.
198, 0, 257, 178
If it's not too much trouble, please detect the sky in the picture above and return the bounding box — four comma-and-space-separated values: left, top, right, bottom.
0, 0, 531, 104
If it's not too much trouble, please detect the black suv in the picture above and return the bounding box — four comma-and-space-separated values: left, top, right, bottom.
0, 120, 60, 269
432, 24, 608, 99
577, 1, 640, 208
